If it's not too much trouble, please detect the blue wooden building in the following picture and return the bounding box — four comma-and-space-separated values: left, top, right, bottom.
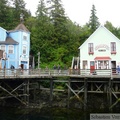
0, 19, 30, 69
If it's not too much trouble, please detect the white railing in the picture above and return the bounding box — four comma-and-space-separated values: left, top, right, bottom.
0, 68, 119, 78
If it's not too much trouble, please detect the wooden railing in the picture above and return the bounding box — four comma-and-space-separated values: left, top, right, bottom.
0, 68, 119, 78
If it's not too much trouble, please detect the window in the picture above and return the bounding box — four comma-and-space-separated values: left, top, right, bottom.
23, 36, 27, 40
23, 46, 27, 54
98, 61, 109, 69
23, 32, 27, 41
0, 45, 5, 59
111, 42, 116, 54
8, 45, 14, 54
0, 45, 5, 52
88, 43, 94, 54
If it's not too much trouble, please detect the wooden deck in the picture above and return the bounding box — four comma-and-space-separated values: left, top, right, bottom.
0, 68, 120, 80
0, 68, 120, 110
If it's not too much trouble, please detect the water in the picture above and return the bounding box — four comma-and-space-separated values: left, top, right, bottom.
0, 107, 89, 120
1, 106, 119, 120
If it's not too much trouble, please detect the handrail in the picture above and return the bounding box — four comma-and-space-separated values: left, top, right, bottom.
0, 68, 119, 78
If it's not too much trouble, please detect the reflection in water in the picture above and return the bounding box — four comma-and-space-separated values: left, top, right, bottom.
1, 106, 118, 120
0, 107, 90, 120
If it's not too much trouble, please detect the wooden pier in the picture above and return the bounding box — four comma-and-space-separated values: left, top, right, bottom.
0, 68, 120, 110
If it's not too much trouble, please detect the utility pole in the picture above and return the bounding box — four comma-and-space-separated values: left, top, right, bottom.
38, 52, 40, 69
32, 56, 35, 69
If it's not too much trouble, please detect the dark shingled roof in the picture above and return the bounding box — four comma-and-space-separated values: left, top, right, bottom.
0, 37, 18, 45
14, 23, 29, 32
8, 23, 29, 33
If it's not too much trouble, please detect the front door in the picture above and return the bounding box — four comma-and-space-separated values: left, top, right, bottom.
21, 64, 24, 70
83, 61, 87, 69
111, 61, 116, 74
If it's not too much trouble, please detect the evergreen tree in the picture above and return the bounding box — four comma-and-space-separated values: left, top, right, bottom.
49, 0, 73, 65
88, 4, 100, 32
36, 0, 47, 18
79, 24, 91, 46
0, 0, 9, 27
104, 21, 120, 39
4, 6, 15, 30
31, 0, 54, 64
50, 0, 68, 45
0, 0, 31, 29
104, 21, 116, 32
12, 0, 31, 26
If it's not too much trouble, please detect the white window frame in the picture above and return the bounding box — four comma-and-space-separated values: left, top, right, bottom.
111, 42, 116, 52
23, 32, 27, 41
88, 43, 94, 53
23, 35, 27, 40
22, 46, 27, 55
8, 45, 14, 54
0, 45, 6, 52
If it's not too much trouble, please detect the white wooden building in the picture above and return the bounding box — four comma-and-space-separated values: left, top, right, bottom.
79, 25, 120, 74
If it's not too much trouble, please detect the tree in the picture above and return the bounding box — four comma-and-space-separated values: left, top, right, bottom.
88, 4, 100, 32
36, 0, 47, 18
30, 0, 55, 64
50, 0, 68, 45
0, 0, 31, 29
104, 21, 120, 39
79, 24, 92, 46
12, 0, 31, 26
0, 0, 9, 27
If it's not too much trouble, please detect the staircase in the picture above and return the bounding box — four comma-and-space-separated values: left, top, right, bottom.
71, 57, 80, 69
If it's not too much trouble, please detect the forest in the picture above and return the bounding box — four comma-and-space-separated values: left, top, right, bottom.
1, 0, 120, 69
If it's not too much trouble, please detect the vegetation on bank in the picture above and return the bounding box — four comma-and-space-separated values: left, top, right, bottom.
1, 0, 120, 68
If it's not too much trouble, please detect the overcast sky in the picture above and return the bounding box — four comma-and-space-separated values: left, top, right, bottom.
24, 0, 120, 27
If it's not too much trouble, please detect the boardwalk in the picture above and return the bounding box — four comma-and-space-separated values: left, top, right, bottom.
0, 68, 119, 79
0, 68, 120, 110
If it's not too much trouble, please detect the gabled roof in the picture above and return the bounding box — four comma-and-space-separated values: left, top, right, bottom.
0, 37, 18, 45
0, 26, 6, 31
14, 23, 29, 32
79, 25, 120, 49
8, 23, 30, 33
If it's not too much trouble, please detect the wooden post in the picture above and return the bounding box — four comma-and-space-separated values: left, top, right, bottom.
84, 78, 87, 111
26, 79, 29, 106
67, 79, 71, 108
37, 52, 40, 69
49, 79, 53, 106
4, 58, 6, 78
23, 81, 27, 103
38, 82, 41, 105
109, 78, 112, 111
91, 83, 93, 91
23, 80, 29, 106
66, 83, 84, 104
33, 84, 36, 105
115, 84, 118, 92
104, 84, 107, 93
32, 56, 35, 69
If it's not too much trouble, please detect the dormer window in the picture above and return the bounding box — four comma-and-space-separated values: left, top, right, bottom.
111, 42, 116, 54
88, 43, 94, 54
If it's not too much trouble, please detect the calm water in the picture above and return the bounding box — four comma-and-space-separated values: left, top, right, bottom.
0, 107, 119, 120
0, 107, 90, 120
